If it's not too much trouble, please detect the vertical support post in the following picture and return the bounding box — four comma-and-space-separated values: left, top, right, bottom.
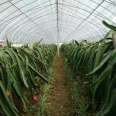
56, 0, 59, 60
112, 32, 116, 49
57, 34, 59, 59
4, 37, 8, 46
4, 39, 7, 46
29, 41, 34, 49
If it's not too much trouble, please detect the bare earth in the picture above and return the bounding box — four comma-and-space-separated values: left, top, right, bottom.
48, 51, 74, 116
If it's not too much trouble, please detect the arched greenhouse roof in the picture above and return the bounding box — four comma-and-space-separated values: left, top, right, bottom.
0, 0, 116, 44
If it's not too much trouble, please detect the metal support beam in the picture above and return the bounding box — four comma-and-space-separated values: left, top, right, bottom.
56, 0, 60, 59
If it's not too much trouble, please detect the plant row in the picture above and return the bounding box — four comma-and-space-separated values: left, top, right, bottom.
0, 39, 57, 116
61, 22, 116, 116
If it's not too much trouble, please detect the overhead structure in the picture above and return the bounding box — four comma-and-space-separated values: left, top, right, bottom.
0, 0, 116, 44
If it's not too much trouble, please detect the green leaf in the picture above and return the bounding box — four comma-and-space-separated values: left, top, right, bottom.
102, 21, 116, 31
87, 50, 114, 76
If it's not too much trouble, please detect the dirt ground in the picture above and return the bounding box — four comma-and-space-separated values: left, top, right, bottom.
48, 51, 74, 116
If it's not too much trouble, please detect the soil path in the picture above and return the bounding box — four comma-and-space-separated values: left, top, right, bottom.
48, 51, 74, 116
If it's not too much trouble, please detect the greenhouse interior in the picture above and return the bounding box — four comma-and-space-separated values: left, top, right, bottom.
0, 0, 116, 116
